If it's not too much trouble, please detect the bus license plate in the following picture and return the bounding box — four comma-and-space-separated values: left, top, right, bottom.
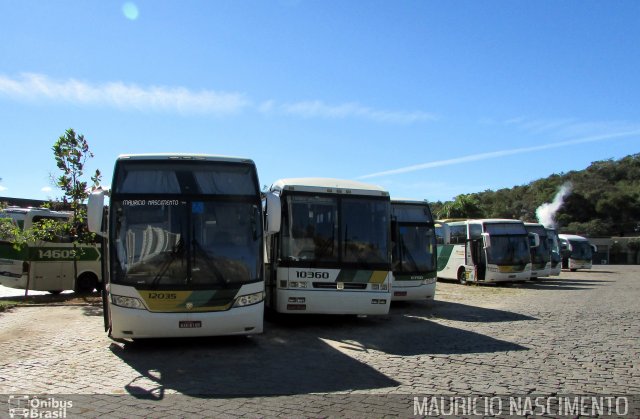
179, 321, 202, 328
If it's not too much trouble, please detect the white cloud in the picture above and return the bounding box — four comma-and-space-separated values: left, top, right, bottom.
358, 130, 640, 179
41, 186, 52, 193
0, 73, 250, 115
0, 185, 7, 192
261, 100, 437, 124
0, 73, 435, 124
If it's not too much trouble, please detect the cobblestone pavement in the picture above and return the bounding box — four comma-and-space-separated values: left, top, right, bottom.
0, 266, 639, 417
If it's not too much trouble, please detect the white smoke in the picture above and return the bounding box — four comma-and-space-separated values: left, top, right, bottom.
536, 182, 573, 228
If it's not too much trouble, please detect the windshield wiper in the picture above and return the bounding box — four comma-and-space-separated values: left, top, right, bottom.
151, 238, 184, 286
191, 239, 229, 286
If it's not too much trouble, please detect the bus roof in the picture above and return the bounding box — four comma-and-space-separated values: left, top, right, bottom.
390, 198, 429, 205
0, 207, 69, 217
558, 234, 590, 241
116, 153, 256, 165
443, 218, 525, 225
270, 178, 389, 197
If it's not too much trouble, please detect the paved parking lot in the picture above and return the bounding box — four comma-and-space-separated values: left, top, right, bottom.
1, 266, 639, 417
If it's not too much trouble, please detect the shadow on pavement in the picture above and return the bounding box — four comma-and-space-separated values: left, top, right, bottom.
110, 303, 529, 399
513, 278, 612, 291
399, 299, 537, 323
110, 323, 400, 399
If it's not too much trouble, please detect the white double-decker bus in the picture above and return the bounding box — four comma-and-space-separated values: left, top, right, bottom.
0, 207, 101, 294
390, 199, 437, 301
263, 178, 392, 315
87, 154, 265, 339
558, 234, 594, 271
436, 219, 534, 284
524, 222, 551, 279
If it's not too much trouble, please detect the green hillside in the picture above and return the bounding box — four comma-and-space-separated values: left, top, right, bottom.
431, 153, 640, 237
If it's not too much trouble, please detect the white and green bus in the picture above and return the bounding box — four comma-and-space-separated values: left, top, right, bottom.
263, 178, 392, 315
390, 199, 437, 301
0, 207, 102, 294
87, 154, 265, 339
436, 219, 534, 284
546, 227, 562, 276
524, 222, 551, 279
558, 234, 594, 271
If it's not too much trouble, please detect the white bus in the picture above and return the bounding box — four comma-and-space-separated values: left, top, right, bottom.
263, 178, 392, 315
390, 199, 437, 301
558, 234, 594, 271
524, 223, 551, 278
546, 227, 562, 276
436, 219, 534, 284
0, 207, 102, 294
87, 154, 265, 339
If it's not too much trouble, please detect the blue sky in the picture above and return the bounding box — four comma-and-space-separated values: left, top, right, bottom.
0, 0, 638, 203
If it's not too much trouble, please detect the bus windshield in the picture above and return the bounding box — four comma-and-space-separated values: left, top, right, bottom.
281, 195, 389, 266
547, 230, 561, 262
110, 160, 262, 288
393, 225, 437, 274
569, 240, 593, 260
485, 235, 530, 266
111, 200, 261, 287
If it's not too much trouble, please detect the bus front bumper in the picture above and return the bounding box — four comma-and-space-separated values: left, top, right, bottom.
275, 289, 390, 315
109, 302, 264, 339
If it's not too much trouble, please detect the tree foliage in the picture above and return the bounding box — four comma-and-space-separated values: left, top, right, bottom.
51, 128, 102, 243
433, 153, 640, 237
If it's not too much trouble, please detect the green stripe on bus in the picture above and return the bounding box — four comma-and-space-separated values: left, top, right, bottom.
26, 247, 101, 262
0, 243, 27, 260
436, 244, 454, 271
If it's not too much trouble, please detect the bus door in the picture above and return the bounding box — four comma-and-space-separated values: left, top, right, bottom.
467, 239, 485, 281
464, 239, 479, 282
31, 260, 67, 292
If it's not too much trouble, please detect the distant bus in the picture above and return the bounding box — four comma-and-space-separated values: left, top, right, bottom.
263, 178, 392, 315
546, 227, 562, 276
390, 199, 437, 301
558, 234, 594, 271
436, 219, 533, 284
0, 207, 102, 293
88, 154, 265, 339
524, 223, 551, 278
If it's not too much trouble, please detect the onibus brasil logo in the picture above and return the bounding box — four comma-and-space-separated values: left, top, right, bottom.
8, 395, 72, 418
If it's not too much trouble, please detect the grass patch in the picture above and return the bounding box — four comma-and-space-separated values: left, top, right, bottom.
0, 300, 19, 312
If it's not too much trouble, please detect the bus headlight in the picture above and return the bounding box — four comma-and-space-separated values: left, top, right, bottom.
111, 295, 145, 310
233, 291, 264, 308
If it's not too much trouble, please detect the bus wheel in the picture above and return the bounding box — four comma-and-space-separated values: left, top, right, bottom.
570, 269, 577, 272
48, 290, 63, 295
457, 268, 468, 285
75, 273, 98, 294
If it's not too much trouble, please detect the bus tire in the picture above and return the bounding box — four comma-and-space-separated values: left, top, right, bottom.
48, 290, 63, 295
457, 268, 468, 285
75, 273, 98, 294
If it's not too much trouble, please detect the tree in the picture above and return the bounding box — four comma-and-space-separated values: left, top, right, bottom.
51, 129, 102, 292
437, 194, 484, 219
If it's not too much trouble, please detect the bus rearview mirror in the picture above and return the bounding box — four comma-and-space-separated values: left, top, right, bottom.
265, 192, 281, 234
87, 188, 107, 236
